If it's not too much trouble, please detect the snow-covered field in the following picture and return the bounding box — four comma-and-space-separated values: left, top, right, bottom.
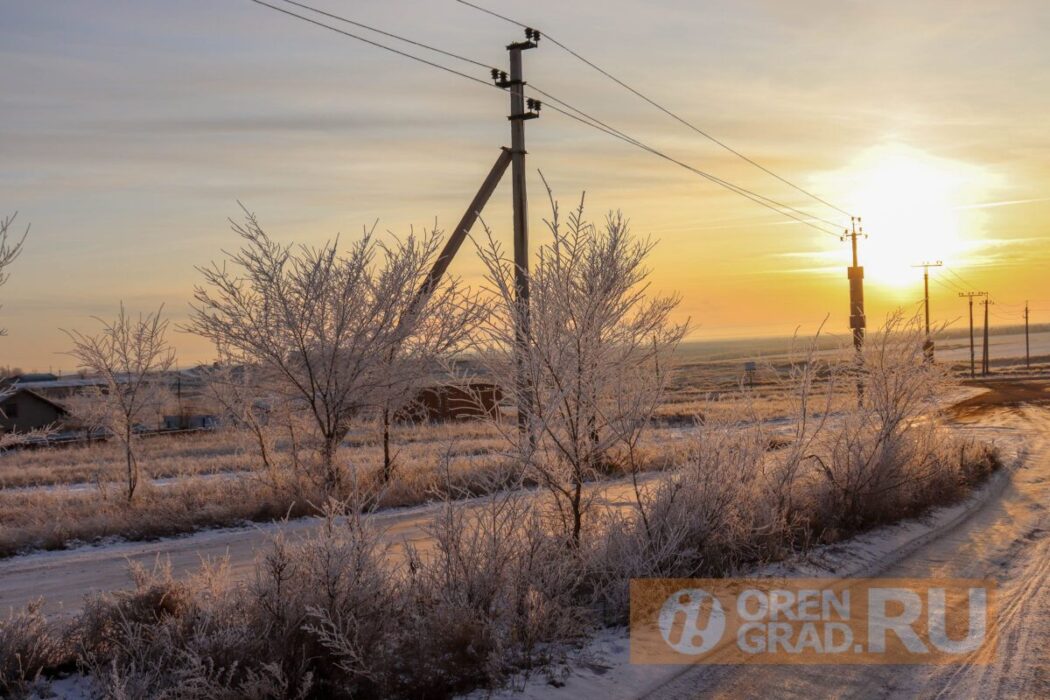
935, 329, 1050, 363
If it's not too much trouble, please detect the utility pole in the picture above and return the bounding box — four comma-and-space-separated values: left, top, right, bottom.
958, 292, 986, 379
913, 261, 942, 362
843, 217, 867, 402
495, 28, 540, 437
1025, 301, 1031, 370
982, 296, 993, 376
397, 29, 542, 445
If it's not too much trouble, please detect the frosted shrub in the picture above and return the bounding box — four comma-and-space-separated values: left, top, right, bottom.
0, 600, 70, 698
77, 495, 589, 699
589, 420, 770, 619
78, 509, 402, 699
475, 187, 685, 546
806, 312, 959, 532
397, 490, 589, 694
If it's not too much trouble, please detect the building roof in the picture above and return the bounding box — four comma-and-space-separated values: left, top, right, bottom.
11, 377, 111, 391
10, 372, 59, 383
2, 387, 70, 415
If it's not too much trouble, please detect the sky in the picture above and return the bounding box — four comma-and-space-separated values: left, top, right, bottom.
2, 0, 1049, 372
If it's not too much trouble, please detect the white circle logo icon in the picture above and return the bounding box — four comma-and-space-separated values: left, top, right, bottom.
658, 588, 726, 655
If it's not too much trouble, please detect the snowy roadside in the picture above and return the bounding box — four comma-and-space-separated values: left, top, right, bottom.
466, 419, 1024, 700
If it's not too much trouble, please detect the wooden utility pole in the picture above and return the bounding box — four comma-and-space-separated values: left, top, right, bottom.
982, 296, 992, 376
958, 292, 986, 379
913, 261, 942, 362
1025, 301, 1031, 369
399, 28, 543, 446
495, 28, 540, 437
843, 217, 866, 402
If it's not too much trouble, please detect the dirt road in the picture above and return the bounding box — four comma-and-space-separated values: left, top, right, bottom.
950, 379, 1050, 419
0, 476, 648, 619
647, 402, 1050, 699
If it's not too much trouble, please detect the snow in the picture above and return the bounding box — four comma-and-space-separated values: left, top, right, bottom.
32, 674, 94, 700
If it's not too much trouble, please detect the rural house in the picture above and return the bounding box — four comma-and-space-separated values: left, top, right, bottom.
395, 381, 503, 423
0, 387, 69, 434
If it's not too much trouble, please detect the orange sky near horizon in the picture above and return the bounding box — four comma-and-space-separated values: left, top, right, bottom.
2, 0, 1048, 372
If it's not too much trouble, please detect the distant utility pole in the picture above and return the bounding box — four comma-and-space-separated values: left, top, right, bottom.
495, 28, 541, 437
842, 217, 867, 402
1025, 301, 1031, 369
982, 296, 993, 376
913, 261, 943, 362
958, 292, 986, 379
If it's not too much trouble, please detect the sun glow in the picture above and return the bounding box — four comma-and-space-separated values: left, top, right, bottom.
827, 144, 995, 289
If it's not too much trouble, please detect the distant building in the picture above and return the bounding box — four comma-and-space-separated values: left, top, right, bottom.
395, 382, 503, 423
2, 374, 110, 401
0, 388, 70, 433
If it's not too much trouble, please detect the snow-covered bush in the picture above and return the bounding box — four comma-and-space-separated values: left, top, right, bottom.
588, 419, 770, 619
804, 312, 968, 533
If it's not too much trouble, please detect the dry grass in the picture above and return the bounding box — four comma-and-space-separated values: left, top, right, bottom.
0, 421, 505, 490
0, 422, 684, 558
71, 499, 588, 699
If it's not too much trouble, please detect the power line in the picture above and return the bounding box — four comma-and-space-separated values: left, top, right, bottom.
248, 0, 495, 88
277, 0, 495, 70
945, 266, 978, 291
453, 0, 854, 219
538, 100, 842, 237
932, 272, 967, 294
527, 87, 844, 235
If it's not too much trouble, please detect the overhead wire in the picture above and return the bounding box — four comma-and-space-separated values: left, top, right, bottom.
945, 266, 980, 291
277, 0, 496, 70
247, 0, 496, 88
453, 0, 855, 219
934, 272, 968, 294
525, 87, 845, 235
931, 276, 968, 296
537, 100, 843, 237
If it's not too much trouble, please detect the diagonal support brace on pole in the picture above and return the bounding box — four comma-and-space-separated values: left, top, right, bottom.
408, 147, 513, 315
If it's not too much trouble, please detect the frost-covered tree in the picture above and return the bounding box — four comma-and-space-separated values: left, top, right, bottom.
0, 212, 31, 446
204, 356, 281, 476
0, 212, 28, 339
189, 208, 484, 496
65, 305, 176, 502
476, 188, 686, 545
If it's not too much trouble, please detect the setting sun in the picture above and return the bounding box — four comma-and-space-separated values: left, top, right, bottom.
823, 144, 996, 289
